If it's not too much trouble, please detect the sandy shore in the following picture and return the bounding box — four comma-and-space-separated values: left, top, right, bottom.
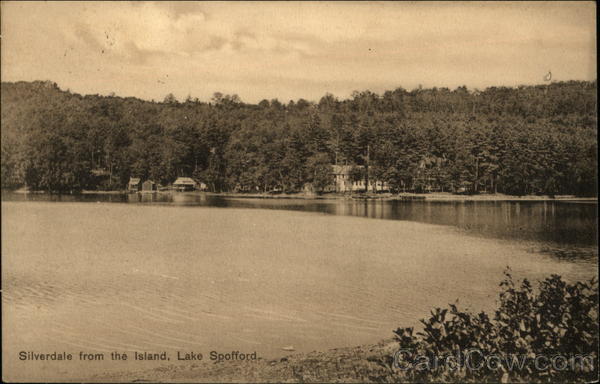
92, 339, 400, 383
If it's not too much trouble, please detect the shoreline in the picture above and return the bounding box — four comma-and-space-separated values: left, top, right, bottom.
213, 192, 598, 202
92, 339, 399, 383
5, 189, 598, 202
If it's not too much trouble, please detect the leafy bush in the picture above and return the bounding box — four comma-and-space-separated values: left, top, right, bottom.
390, 269, 598, 383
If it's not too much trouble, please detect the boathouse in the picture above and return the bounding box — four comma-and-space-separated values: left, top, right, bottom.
142, 180, 157, 192
128, 177, 142, 192
173, 177, 196, 192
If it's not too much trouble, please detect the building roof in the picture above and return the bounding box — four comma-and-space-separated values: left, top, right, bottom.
332, 165, 351, 174
91, 168, 111, 176
332, 164, 363, 175
173, 177, 196, 185
129, 177, 141, 184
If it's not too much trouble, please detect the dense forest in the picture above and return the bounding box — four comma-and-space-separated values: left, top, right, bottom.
1, 80, 597, 196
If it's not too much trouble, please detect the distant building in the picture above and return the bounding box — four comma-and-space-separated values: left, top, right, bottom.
331, 165, 389, 193
91, 168, 111, 177
142, 180, 157, 192
332, 165, 354, 192
173, 177, 196, 191
128, 177, 142, 192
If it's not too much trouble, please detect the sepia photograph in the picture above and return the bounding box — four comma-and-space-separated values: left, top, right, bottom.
1, 1, 598, 382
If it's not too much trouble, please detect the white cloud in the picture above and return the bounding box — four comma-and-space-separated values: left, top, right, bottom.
1, 1, 596, 103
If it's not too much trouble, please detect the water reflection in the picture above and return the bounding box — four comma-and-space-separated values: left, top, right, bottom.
2, 191, 597, 261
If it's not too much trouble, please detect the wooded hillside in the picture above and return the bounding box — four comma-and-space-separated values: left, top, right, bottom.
1, 80, 596, 195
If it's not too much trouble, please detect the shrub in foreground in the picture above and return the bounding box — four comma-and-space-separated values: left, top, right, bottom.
388, 269, 598, 383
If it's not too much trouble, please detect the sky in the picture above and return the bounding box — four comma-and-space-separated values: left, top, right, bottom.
1, 1, 596, 103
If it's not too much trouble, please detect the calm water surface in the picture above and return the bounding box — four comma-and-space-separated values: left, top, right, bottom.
4, 191, 597, 260
2, 192, 597, 381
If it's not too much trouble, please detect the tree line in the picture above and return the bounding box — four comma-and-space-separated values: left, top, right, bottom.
1, 80, 597, 196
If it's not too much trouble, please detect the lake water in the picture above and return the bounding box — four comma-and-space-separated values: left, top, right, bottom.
2, 192, 597, 381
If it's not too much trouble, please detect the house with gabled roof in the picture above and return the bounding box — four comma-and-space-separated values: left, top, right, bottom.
128, 177, 142, 192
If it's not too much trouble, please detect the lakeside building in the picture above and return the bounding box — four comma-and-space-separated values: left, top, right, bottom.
331, 165, 389, 193
173, 177, 196, 192
332, 165, 354, 192
142, 180, 157, 192
128, 177, 142, 192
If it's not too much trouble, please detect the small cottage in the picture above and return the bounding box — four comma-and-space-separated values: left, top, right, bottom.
173, 177, 196, 192
128, 177, 142, 192
142, 180, 157, 192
